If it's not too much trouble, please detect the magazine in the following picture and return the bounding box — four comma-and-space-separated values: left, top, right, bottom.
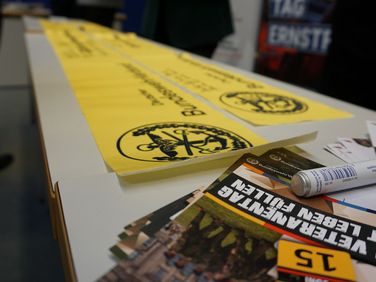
99, 148, 376, 281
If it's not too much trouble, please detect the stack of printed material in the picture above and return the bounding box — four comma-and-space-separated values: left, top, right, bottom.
39, 19, 352, 176
98, 148, 376, 282
325, 120, 376, 162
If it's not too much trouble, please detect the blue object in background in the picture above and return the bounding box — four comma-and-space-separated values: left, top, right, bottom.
121, 0, 146, 33
3, 0, 147, 33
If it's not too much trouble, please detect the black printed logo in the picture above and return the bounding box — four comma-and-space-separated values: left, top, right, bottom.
220, 92, 308, 114
117, 122, 252, 162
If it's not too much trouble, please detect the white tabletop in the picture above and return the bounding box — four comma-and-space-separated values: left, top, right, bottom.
55, 77, 375, 281
23, 17, 376, 282
25, 28, 375, 190
25, 33, 108, 189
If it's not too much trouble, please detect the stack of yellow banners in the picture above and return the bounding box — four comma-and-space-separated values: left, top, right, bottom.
40, 20, 351, 175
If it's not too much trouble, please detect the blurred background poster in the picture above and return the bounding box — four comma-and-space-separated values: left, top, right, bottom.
254, 0, 336, 91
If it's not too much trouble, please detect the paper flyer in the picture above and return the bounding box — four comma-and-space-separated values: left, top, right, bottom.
367, 120, 376, 147
99, 148, 376, 281
136, 51, 352, 126
325, 122, 376, 163
89, 31, 352, 126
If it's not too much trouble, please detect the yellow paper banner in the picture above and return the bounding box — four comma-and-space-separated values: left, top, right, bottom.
44, 21, 351, 126
41, 20, 267, 174
78, 28, 351, 126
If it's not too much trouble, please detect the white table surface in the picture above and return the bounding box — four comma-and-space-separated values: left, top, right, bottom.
25, 32, 108, 189
55, 67, 375, 281
23, 17, 376, 282
25, 27, 376, 188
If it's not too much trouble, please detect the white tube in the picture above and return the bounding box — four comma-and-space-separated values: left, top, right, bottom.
289, 159, 376, 197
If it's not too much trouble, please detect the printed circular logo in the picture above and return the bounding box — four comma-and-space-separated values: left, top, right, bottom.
246, 157, 259, 165
269, 153, 282, 161
117, 122, 252, 162
220, 92, 308, 114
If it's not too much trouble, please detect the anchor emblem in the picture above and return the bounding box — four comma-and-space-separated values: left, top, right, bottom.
220, 92, 308, 114
117, 123, 252, 162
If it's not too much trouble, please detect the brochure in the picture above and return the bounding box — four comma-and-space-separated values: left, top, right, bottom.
99, 148, 376, 281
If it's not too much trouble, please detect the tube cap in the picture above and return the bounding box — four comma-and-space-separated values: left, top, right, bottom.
290, 172, 310, 197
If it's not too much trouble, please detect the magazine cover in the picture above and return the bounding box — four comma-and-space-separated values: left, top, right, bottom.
99, 148, 376, 281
